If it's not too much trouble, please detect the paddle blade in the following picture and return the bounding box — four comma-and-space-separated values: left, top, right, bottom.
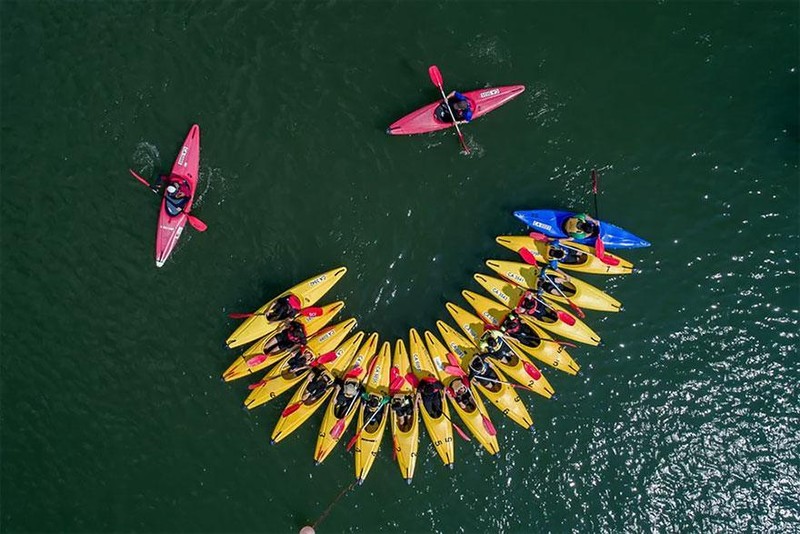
392, 435, 398, 461
452, 422, 471, 442
330, 418, 346, 439
247, 381, 265, 390
298, 306, 323, 318
446, 352, 460, 367
128, 169, 151, 187
528, 231, 550, 242
556, 310, 577, 326
443, 365, 466, 378
288, 294, 302, 309
591, 169, 598, 194
312, 351, 337, 367
227, 312, 255, 319
595, 236, 606, 258
344, 366, 363, 379
567, 300, 586, 320
281, 402, 302, 417
523, 361, 542, 380
346, 433, 359, 451
187, 215, 207, 232
482, 415, 497, 436
428, 65, 443, 88
246, 354, 267, 367
404, 373, 420, 388
518, 247, 539, 266
554, 339, 578, 348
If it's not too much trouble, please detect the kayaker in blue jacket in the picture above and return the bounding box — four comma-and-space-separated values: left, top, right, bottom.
436, 91, 473, 123
448, 91, 473, 122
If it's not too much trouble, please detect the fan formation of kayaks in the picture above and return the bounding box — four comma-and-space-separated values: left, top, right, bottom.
222, 223, 645, 484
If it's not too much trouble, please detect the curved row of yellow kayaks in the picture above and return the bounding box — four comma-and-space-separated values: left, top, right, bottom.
222, 239, 639, 483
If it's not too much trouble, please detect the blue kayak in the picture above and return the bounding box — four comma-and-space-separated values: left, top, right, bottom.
513, 209, 650, 249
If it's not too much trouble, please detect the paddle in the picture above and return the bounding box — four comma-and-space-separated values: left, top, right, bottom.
529, 294, 577, 326
346, 396, 390, 451
428, 65, 471, 154
129, 168, 208, 231
228, 306, 324, 320
522, 361, 542, 380
539, 271, 586, 319
470, 374, 537, 393
330, 357, 378, 439
129, 169, 158, 192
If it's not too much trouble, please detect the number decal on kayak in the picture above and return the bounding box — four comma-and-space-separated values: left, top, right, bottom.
505, 271, 526, 285
448, 342, 465, 357
309, 274, 327, 287
177, 146, 189, 167
411, 353, 422, 371
479, 88, 500, 98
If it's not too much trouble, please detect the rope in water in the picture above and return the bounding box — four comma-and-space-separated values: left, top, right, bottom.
300, 479, 357, 533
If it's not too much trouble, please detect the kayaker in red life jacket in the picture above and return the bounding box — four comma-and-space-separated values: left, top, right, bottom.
260, 321, 307, 355
266, 294, 302, 322
515, 290, 558, 323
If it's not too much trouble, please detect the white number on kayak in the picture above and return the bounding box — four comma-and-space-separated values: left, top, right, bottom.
479, 89, 500, 98
177, 146, 189, 167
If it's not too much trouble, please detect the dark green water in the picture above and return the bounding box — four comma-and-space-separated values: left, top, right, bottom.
2, 1, 798, 532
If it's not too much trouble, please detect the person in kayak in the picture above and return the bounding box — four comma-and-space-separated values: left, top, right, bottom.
478, 329, 517, 365
266, 294, 302, 322
164, 180, 190, 215
564, 213, 599, 240
467, 355, 502, 392
545, 241, 584, 267
285, 347, 315, 374
419, 379, 444, 417
301, 369, 334, 404
500, 311, 543, 347
363, 393, 388, 428
260, 321, 307, 355
515, 290, 558, 323
333, 379, 361, 418
391, 394, 415, 431
537, 270, 575, 297
435, 91, 473, 123
449, 378, 477, 412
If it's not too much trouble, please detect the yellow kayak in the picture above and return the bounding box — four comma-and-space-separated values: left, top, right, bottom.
314, 333, 380, 465
447, 302, 564, 399
354, 341, 391, 484
424, 331, 499, 455
222, 301, 345, 382
496, 236, 633, 275
436, 320, 533, 429
408, 328, 454, 467
270, 331, 364, 444
244, 318, 357, 410
469, 276, 601, 346
389, 339, 419, 483
226, 267, 348, 349
485, 259, 622, 312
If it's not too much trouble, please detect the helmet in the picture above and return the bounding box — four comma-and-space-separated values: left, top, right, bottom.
166, 184, 177, 194
343, 381, 358, 397
469, 356, 487, 374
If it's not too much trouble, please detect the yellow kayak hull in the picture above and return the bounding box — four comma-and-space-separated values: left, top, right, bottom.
485, 259, 622, 312
314, 333, 379, 465
470, 275, 601, 346
222, 301, 345, 382
424, 331, 499, 455
244, 318, 357, 410
270, 332, 364, 444
436, 321, 533, 429
354, 342, 391, 484
409, 329, 454, 467
390, 339, 419, 483
496, 236, 633, 275
226, 267, 348, 349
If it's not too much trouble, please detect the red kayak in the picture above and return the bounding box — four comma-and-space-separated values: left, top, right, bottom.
155, 124, 200, 267
387, 85, 525, 135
